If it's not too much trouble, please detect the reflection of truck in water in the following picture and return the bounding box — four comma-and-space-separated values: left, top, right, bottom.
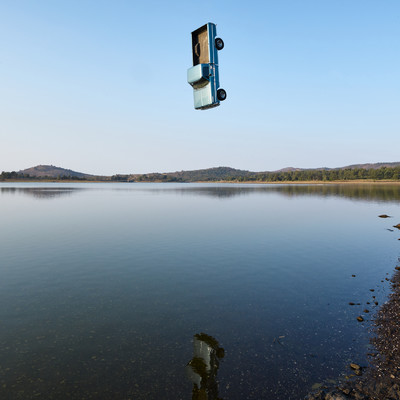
186, 333, 225, 400
187, 23, 226, 110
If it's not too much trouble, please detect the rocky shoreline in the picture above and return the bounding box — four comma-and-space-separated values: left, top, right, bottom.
306, 220, 400, 400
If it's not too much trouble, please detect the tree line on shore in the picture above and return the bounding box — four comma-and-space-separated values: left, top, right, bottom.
122, 166, 400, 182
230, 166, 400, 182
2, 166, 400, 182
0, 171, 93, 181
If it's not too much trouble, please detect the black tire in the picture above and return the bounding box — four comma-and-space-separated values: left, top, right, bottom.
215, 38, 224, 50
217, 88, 227, 101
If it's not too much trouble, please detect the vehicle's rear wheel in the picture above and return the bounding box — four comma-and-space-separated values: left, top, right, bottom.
217, 88, 227, 101
215, 38, 224, 50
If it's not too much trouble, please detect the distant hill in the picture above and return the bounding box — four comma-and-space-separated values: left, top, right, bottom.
19, 165, 91, 178
16, 165, 111, 180
116, 166, 255, 182
121, 162, 400, 182
2, 161, 399, 182
173, 166, 255, 181
124, 162, 400, 182
272, 163, 400, 173
341, 162, 400, 170
274, 167, 304, 173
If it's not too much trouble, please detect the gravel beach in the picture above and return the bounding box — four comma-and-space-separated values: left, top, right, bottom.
306, 254, 400, 400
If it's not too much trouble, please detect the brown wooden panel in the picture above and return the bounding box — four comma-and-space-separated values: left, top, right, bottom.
192, 25, 209, 65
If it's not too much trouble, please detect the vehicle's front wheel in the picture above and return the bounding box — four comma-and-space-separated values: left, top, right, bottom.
215, 38, 224, 50
217, 88, 227, 101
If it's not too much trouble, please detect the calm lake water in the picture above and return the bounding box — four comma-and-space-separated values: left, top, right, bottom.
1, 182, 400, 399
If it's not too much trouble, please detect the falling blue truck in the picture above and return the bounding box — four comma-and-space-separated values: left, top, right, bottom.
187, 23, 226, 110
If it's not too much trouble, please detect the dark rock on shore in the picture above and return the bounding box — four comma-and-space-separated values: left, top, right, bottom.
349, 363, 361, 371
305, 266, 400, 400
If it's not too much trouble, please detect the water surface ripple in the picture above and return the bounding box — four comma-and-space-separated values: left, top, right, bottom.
0, 182, 399, 399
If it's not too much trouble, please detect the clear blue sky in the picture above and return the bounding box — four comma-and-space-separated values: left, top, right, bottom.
1, 1, 399, 175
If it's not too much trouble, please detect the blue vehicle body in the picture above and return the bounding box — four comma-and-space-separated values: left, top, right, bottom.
187, 23, 226, 110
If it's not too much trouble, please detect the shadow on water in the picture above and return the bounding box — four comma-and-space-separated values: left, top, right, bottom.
1, 183, 400, 202
0, 187, 82, 199
140, 183, 400, 203
187, 333, 225, 400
